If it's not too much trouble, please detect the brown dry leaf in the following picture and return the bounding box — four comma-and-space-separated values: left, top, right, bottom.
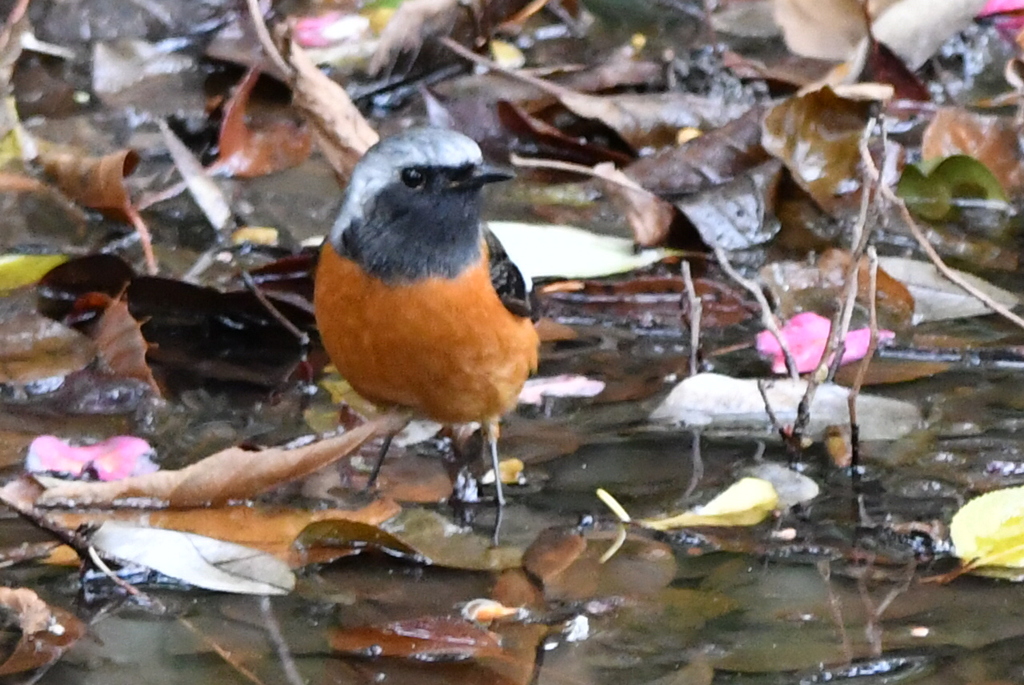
774, 0, 983, 69
0, 311, 96, 384
625, 105, 770, 196
284, 38, 378, 179
773, 0, 871, 62
673, 160, 783, 251
330, 615, 504, 660
592, 162, 676, 247
156, 119, 233, 233
760, 248, 915, 330
37, 147, 138, 222
561, 92, 752, 151
0, 587, 84, 676
521, 526, 586, 585
922, 108, 1024, 196
374, 509, 522, 571
92, 297, 161, 396
442, 38, 749, 149
833, 358, 952, 386
213, 68, 312, 178
762, 87, 872, 215
34, 413, 408, 507
369, 0, 460, 75
41, 499, 400, 568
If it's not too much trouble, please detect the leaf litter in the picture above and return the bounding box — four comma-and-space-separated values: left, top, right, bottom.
4, 0, 1024, 683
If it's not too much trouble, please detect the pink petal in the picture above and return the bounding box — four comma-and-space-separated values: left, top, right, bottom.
293, 12, 370, 48
979, 0, 1024, 16
756, 312, 894, 374
26, 435, 158, 481
518, 375, 606, 405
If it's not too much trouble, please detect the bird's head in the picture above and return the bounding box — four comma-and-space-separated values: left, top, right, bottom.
328, 128, 512, 282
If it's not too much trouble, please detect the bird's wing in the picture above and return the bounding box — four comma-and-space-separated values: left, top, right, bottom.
484, 228, 534, 320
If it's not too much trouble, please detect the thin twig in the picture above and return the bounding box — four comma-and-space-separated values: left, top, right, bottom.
244, 0, 292, 78
681, 260, 701, 376
756, 378, 787, 440
683, 430, 703, 500
866, 165, 1024, 333
259, 596, 304, 685
509, 152, 650, 192
817, 560, 853, 664
713, 244, 799, 379
124, 204, 158, 275
847, 246, 879, 473
792, 117, 877, 439
241, 270, 311, 348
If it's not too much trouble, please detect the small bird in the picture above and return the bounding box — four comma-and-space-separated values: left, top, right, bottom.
314, 127, 539, 513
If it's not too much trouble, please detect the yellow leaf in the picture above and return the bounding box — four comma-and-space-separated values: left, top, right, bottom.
0, 254, 67, 294
489, 39, 525, 69
950, 485, 1024, 568
642, 478, 779, 531
231, 226, 279, 246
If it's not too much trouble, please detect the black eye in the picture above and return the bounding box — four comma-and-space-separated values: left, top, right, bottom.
401, 168, 425, 188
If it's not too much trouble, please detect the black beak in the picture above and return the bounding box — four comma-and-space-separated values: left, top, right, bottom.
452, 165, 514, 189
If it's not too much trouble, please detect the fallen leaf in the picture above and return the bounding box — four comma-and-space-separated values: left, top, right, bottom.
377, 509, 522, 571
33, 414, 406, 507
949, 485, 1024, 569
37, 146, 139, 222
921, 108, 1024, 195
762, 87, 872, 215
877, 256, 1020, 323
897, 154, 1009, 221
625, 105, 770, 196
642, 478, 779, 530
774, 0, 986, 68
517, 375, 606, 405
773, 0, 872, 62
92, 297, 161, 395
213, 68, 312, 178
759, 249, 915, 330
673, 160, 782, 250
871, 0, 988, 69
592, 162, 677, 247
156, 119, 233, 234
368, 0, 461, 75
25, 435, 157, 481
0, 587, 84, 676
741, 462, 820, 509
0, 254, 67, 294
32, 497, 400, 568
295, 519, 428, 564
285, 38, 378, 179
755, 311, 895, 374
521, 527, 586, 586
487, 221, 667, 280
330, 615, 504, 661
650, 372, 921, 440
89, 521, 295, 595
0, 311, 96, 384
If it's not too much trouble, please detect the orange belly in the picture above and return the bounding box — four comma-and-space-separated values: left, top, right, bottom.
314, 245, 539, 424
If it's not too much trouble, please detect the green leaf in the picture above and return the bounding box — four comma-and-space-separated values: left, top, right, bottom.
897, 154, 1008, 222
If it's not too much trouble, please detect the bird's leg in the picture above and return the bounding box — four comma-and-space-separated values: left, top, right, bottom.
483, 420, 505, 545
483, 421, 505, 506
365, 432, 395, 489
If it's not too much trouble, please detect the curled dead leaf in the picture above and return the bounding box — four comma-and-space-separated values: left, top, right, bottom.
0, 587, 84, 676
37, 147, 138, 221
34, 413, 408, 507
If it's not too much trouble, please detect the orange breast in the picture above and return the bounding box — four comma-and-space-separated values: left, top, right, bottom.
314, 244, 539, 424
